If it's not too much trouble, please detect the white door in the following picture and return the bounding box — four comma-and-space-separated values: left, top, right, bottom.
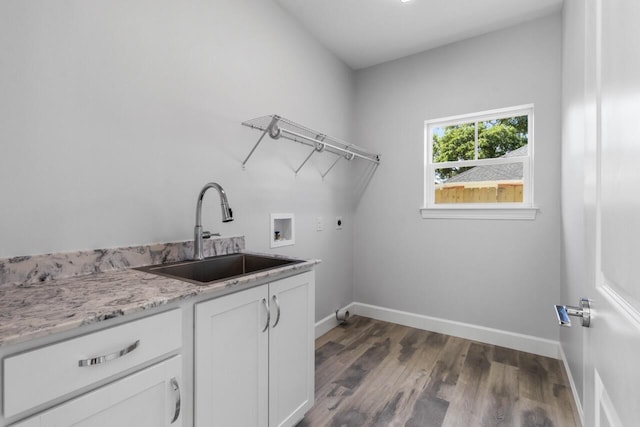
194, 284, 269, 427
583, 0, 640, 425
268, 272, 315, 427
11, 356, 183, 427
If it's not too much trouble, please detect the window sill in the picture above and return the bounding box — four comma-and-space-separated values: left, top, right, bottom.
420, 206, 538, 220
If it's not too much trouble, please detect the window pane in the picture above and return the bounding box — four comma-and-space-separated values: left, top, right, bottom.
434, 162, 524, 204
434, 166, 473, 183
477, 115, 528, 159
432, 123, 475, 162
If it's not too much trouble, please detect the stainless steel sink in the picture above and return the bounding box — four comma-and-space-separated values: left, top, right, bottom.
135, 253, 303, 285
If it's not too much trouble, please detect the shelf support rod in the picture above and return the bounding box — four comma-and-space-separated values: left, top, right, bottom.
321, 156, 342, 179
242, 116, 280, 169
295, 148, 317, 175
321, 150, 354, 179
295, 142, 325, 175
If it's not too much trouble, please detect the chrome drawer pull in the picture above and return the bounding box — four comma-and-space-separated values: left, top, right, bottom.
272, 295, 281, 328
78, 340, 140, 367
262, 298, 270, 333
170, 377, 181, 423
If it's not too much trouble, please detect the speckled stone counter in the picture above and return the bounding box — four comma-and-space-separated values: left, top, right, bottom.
0, 237, 319, 347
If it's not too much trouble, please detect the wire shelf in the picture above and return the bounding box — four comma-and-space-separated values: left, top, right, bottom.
241, 114, 380, 177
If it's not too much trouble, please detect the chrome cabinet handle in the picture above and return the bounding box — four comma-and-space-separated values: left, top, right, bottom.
272, 295, 281, 328
170, 377, 181, 424
78, 340, 140, 367
262, 298, 270, 332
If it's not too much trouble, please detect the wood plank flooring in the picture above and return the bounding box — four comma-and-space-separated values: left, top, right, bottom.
297, 316, 580, 427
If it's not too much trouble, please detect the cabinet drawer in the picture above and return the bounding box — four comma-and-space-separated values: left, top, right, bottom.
3, 309, 182, 418
9, 356, 183, 427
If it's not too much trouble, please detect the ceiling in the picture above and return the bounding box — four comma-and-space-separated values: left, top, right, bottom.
274, 0, 563, 70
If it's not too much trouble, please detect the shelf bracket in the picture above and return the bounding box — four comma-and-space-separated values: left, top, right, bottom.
321, 156, 342, 179
295, 141, 325, 175
321, 151, 355, 179
242, 115, 280, 169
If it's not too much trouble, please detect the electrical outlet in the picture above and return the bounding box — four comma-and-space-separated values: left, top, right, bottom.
316, 216, 324, 231
336, 216, 343, 230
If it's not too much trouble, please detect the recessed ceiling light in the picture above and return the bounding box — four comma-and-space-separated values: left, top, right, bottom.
401, 0, 412, 3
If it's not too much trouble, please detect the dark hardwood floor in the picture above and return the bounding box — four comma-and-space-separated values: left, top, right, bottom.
298, 316, 580, 427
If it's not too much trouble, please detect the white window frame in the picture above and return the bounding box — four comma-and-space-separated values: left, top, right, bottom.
421, 104, 538, 220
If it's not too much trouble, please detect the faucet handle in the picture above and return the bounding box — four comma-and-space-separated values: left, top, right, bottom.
201, 231, 220, 240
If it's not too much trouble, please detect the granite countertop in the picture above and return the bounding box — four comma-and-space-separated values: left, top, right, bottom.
0, 238, 319, 348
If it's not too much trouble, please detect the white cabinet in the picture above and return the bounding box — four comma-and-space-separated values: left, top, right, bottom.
4, 309, 182, 418
1, 270, 315, 427
195, 271, 315, 427
194, 284, 269, 427
268, 273, 315, 427
3, 310, 183, 427
11, 356, 183, 427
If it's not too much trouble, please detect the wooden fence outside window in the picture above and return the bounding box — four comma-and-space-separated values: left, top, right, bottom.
434, 182, 523, 204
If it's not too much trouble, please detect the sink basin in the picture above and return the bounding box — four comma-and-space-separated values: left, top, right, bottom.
135, 253, 303, 285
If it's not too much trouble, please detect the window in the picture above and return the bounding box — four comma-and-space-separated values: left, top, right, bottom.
422, 105, 536, 219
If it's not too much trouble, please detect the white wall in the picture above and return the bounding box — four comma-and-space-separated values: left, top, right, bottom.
0, 0, 356, 321
560, 0, 586, 408
352, 14, 563, 340
0, 1, 571, 346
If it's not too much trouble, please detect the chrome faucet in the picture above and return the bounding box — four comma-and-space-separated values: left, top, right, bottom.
194, 182, 233, 260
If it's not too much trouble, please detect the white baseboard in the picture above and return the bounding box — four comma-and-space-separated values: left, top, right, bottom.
345, 302, 560, 359
314, 303, 356, 339
559, 344, 585, 426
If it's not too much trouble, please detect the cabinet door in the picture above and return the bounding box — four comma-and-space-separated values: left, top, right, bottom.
195, 284, 269, 427
11, 356, 183, 427
268, 272, 315, 427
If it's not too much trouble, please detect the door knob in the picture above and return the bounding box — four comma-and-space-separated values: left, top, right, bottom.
554, 298, 591, 327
